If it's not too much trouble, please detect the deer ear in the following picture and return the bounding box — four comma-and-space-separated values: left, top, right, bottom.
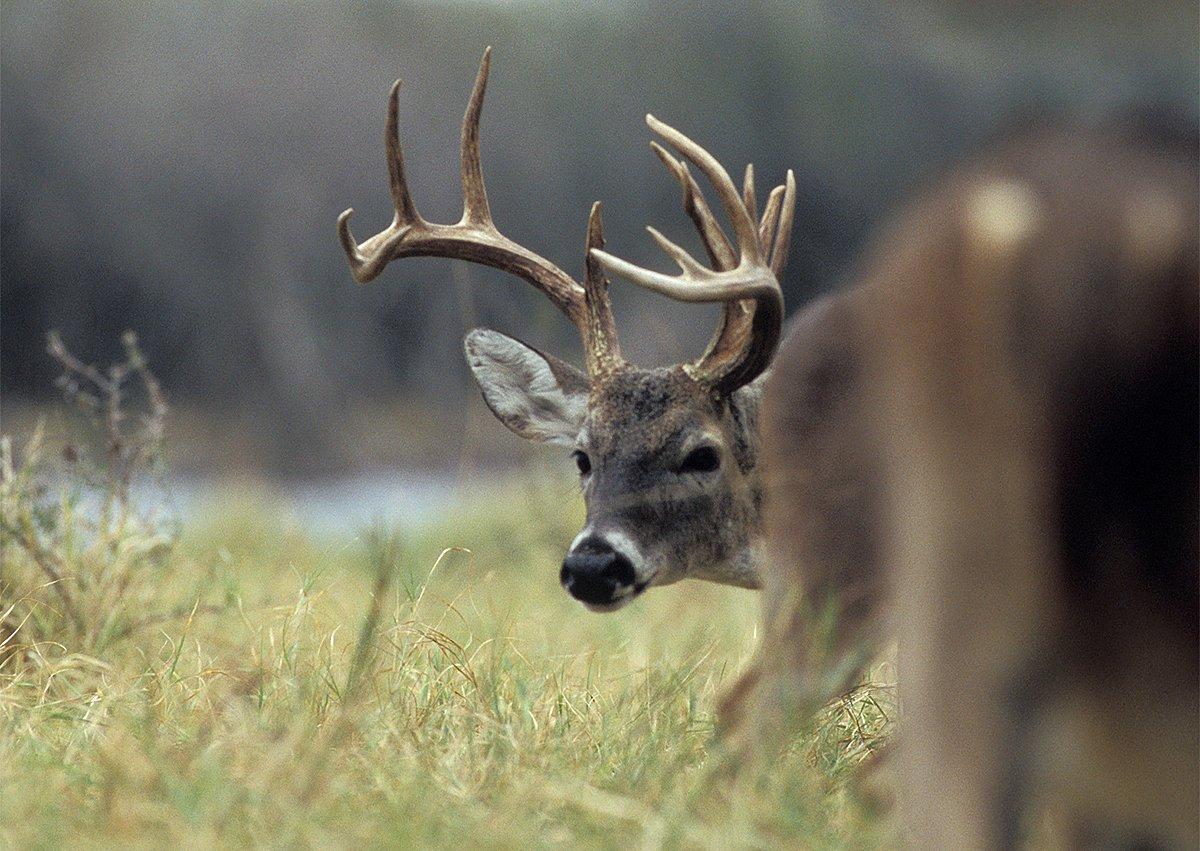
463, 329, 589, 446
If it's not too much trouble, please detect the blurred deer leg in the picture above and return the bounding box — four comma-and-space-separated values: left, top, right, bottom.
871, 182, 1060, 848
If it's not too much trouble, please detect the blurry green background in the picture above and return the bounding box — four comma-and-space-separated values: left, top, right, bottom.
3, 0, 1196, 476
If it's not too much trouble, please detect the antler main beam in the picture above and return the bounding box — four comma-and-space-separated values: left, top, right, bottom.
337, 48, 587, 326
591, 115, 797, 393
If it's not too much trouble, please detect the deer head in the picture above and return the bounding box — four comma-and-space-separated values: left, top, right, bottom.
339, 49, 795, 611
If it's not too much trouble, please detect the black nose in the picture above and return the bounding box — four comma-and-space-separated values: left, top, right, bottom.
560, 538, 637, 606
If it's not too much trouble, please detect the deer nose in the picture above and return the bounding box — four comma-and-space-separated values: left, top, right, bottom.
560, 538, 637, 606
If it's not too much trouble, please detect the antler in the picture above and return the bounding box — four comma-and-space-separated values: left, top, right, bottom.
591, 115, 796, 394
337, 48, 622, 378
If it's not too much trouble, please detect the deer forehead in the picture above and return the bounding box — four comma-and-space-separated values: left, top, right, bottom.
584, 368, 725, 450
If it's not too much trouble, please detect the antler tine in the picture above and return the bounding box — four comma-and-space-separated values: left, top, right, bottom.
770, 170, 797, 277
459, 47, 493, 227
758, 184, 785, 256
582, 202, 623, 375
650, 142, 735, 269
645, 114, 762, 264
742, 164, 758, 227
385, 79, 421, 226
338, 79, 422, 284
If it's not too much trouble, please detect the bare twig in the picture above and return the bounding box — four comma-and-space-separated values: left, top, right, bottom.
46, 330, 168, 503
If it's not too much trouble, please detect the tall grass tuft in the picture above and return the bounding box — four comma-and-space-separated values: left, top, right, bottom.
1, 332, 184, 672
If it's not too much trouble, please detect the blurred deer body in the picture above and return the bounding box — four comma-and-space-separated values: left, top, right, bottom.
737, 124, 1198, 847
338, 49, 797, 610
874, 125, 1198, 848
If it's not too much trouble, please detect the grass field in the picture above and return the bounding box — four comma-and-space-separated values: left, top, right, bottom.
1, 424, 894, 849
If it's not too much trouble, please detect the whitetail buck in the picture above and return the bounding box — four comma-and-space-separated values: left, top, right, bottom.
717, 121, 1198, 847
338, 49, 796, 611
339, 50, 1198, 843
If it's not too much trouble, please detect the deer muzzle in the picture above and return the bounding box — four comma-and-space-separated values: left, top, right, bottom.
560, 534, 648, 612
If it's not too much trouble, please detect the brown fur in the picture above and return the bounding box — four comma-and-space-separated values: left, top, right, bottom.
736, 123, 1199, 847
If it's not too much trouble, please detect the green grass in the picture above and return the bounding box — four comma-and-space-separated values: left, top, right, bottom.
0, 429, 894, 849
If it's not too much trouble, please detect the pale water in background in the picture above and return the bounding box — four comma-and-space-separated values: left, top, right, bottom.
127, 469, 465, 536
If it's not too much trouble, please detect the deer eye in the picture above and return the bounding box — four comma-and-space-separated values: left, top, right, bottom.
572, 450, 592, 476
678, 445, 720, 474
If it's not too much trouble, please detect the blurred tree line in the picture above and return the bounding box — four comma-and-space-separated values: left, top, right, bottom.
3, 1, 1195, 472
